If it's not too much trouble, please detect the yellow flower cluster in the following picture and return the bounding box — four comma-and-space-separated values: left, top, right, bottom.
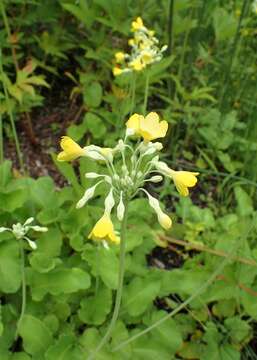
113, 17, 167, 76
57, 112, 199, 246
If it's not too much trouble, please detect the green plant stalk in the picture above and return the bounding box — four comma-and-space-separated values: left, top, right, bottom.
87, 202, 129, 360
142, 72, 150, 115
167, 0, 174, 97
0, 50, 24, 170
130, 74, 136, 116
0, 112, 3, 163
0, 2, 19, 71
219, 0, 250, 110
15, 240, 26, 338
112, 222, 255, 352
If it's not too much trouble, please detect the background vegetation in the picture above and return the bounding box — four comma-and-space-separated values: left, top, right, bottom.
0, 0, 257, 359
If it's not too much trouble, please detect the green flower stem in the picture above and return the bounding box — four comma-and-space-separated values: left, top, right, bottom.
112, 223, 255, 352
167, 0, 174, 97
219, 0, 250, 110
15, 239, 26, 338
0, 112, 3, 163
0, 49, 24, 170
130, 74, 136, 116
142, 72, 150, 115
87, 202, 129, 360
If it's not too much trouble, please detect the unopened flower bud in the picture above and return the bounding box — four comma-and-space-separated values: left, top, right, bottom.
26, 238, 37, 250
104, 188, 115, 215
76, 183, 99, 209
117, 192, 125, 221
149, 175, 163, 183
30, 226, 48, 232
85, 172, 101, 179
24, 217, 34, 226
145, 191, 172, 230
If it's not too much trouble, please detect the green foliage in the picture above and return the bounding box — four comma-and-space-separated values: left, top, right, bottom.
0, 0, 257, 358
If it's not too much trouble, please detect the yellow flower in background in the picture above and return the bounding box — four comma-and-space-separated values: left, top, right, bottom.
131, 17, 144, 31
129, 58, 145, 71
88, 214, 120, 244
113, 67, 123, 76
115, 52, 125, 63
57, 136, 86, 161
139, 112, 168, 141
170, 171, 199, 197
126, 112, 168, 141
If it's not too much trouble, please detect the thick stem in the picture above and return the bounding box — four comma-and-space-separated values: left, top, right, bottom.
15, 239, 26, 338
87, 202, 129, 360
142, 73, 150, 116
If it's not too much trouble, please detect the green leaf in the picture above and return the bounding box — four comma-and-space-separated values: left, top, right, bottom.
19, 315, 53, 355
234, 186, 253, 217
213, 7, 237, 42
46, 335, 83, 360
224, 316, 251, 343
84, 112, 106, 139
29, 252, 58, 273
123, 277, 161, 316
0, 240, 21, 293
79, 284, 112, 325
28, 268, 91, 301
83, 245, 119, 289
36, 228, 62, 257
83, 82, 102, 108
148, 311, 183, 354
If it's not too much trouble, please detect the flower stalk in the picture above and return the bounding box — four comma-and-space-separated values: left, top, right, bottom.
88, 201, 129, 360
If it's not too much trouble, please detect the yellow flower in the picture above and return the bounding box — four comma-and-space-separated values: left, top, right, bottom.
115, 52, 125, 63
131, 17, 144, 31
126, 112, 168, 141
88, 214, 120, 244
57, 136, 85, 162
169, 171, 199, 197
113, 67, 123, 76
129, 58, 144, 71
139, 112, 168, 141
141, 51, 154, 64
126, 113, 143, 135
128, 38, 135, 46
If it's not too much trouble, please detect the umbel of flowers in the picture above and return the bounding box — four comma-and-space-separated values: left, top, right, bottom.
113, 17, 167, 76
57, 112, 199, 247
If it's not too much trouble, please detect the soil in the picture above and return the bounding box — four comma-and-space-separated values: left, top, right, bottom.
4, 75, 82, 187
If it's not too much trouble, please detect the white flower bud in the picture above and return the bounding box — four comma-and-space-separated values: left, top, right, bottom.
12, 223, 26, 239
117, 192, 125, 221
116, 139, 125, 152
155, 161, 171, 175
0, 227, 8, 233
85, 172, 101, 179
113, 174, 120, 182
24, 217, 34, 226
104, 188, 115, 215
149, 175, 163, 183
76, 183, 99, 209
145, 191, 172, 230
152, 142, 163, 151
30, 226, 48, 232
25, 238, 37, 250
